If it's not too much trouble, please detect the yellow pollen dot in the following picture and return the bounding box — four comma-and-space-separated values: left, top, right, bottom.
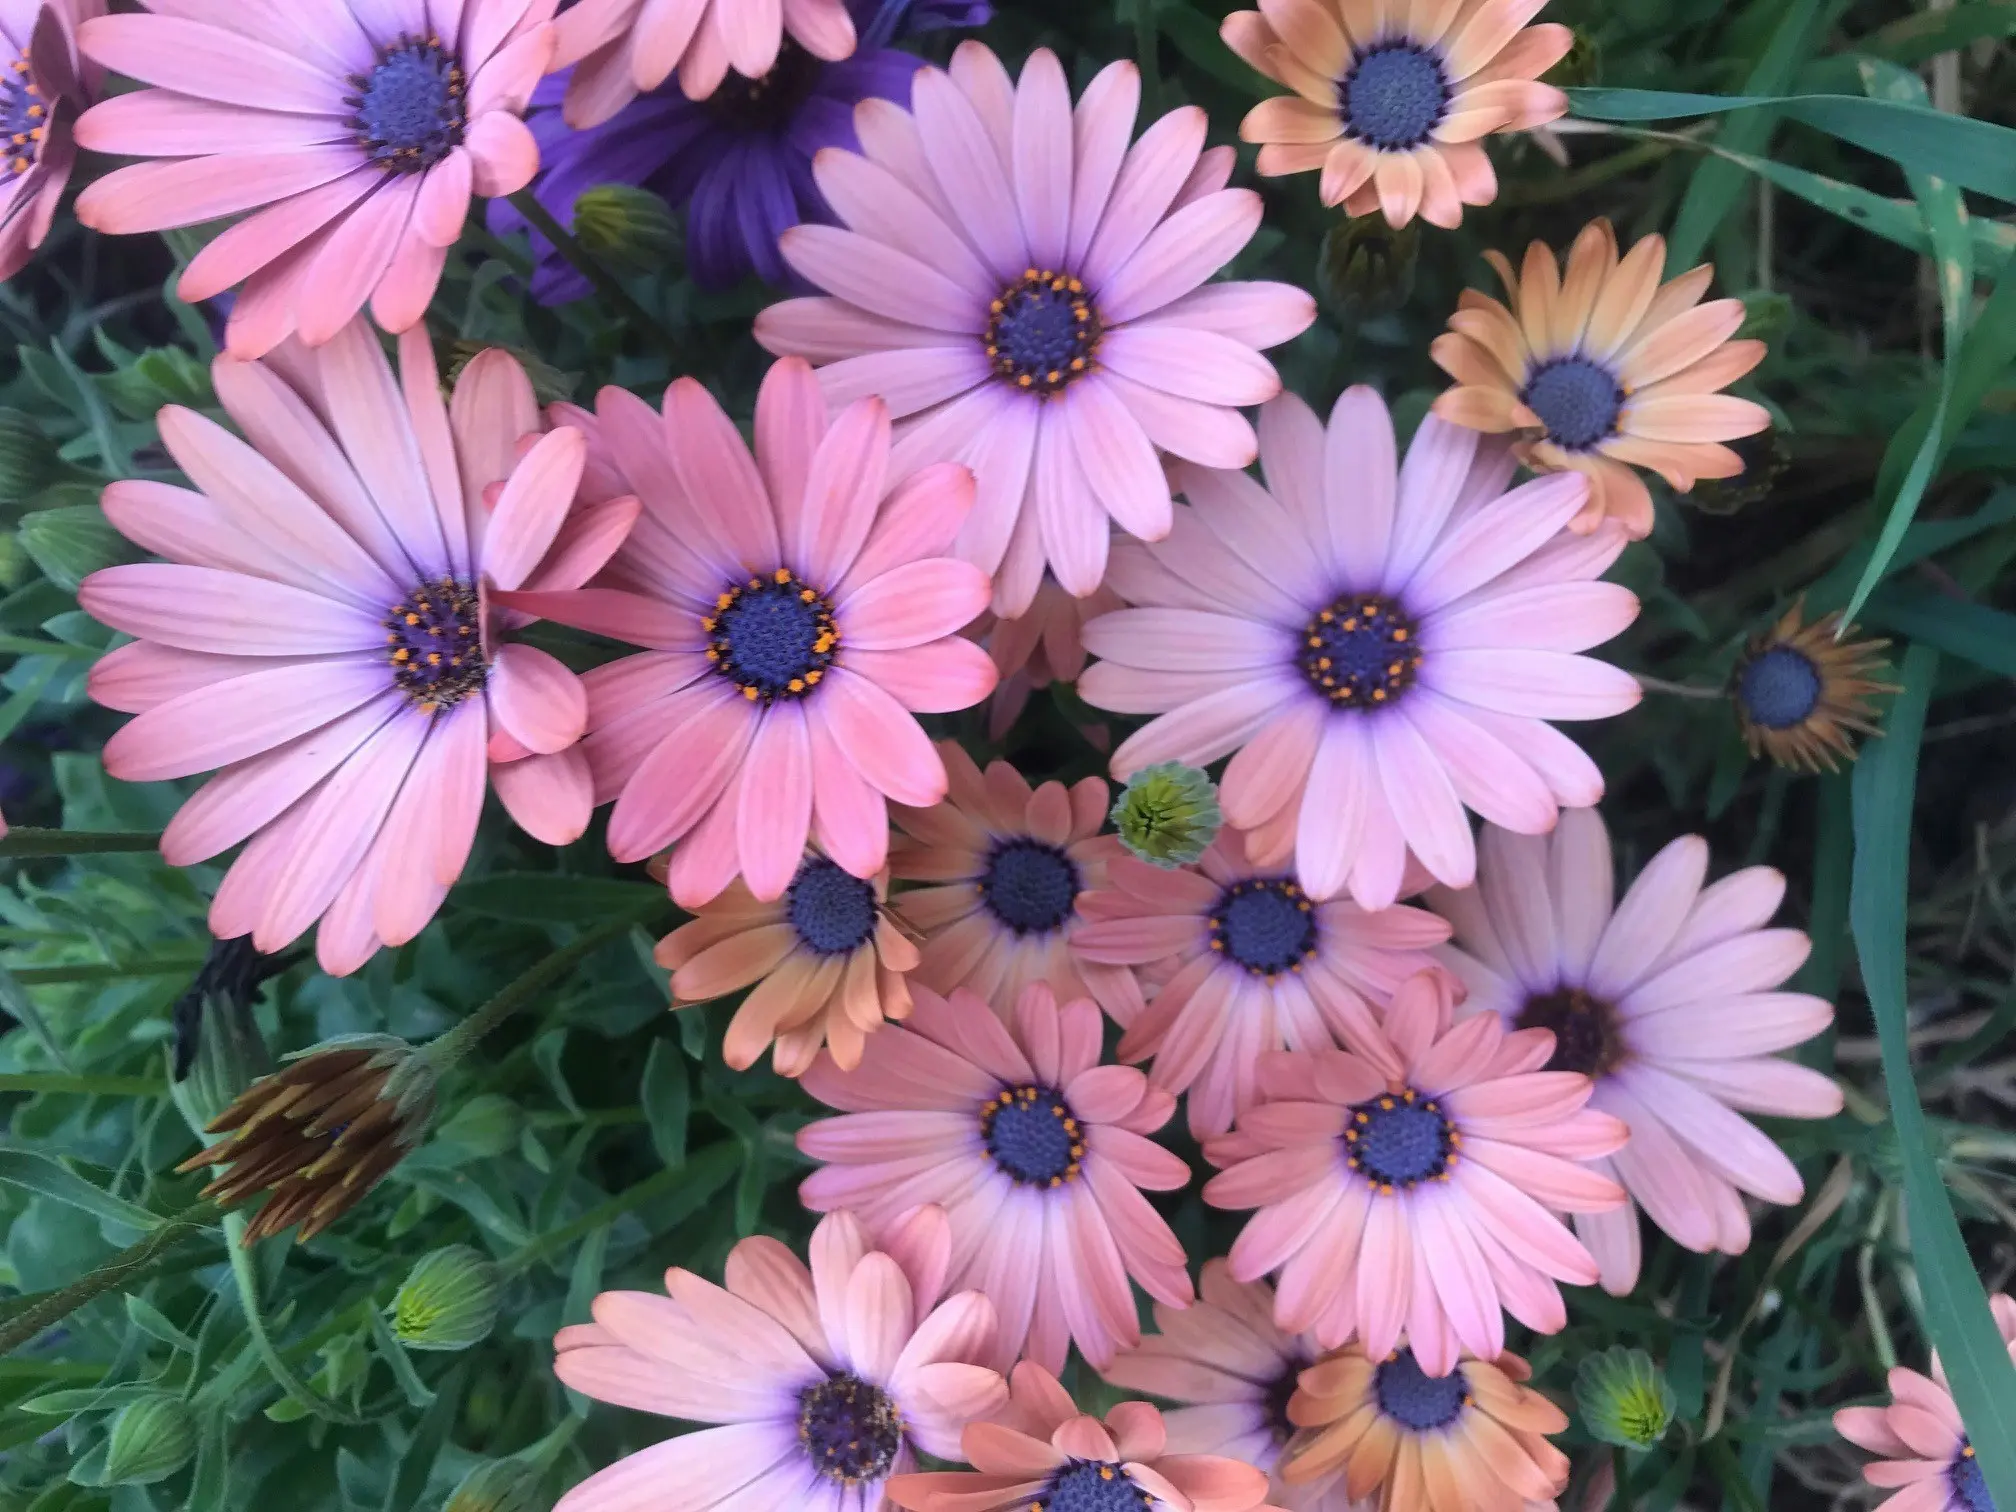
743, 686, 760, 700
788, 678, 805, 693
774, 568, 793, 584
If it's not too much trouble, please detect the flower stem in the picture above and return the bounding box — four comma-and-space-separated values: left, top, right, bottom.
0, 828, 162, 858
504, 190, 676, 348
1634, 673, 1727, 702
224, 1211, 366, 1424
0, 1200, 217, 1358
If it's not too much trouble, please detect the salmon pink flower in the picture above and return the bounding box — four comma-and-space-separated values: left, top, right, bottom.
502, 358, 997, 909
797, 982, 1194, 1373
74, 0, 558, 358
1078, 387, 1641, 910
0, 0, 100, 284
1429, 811, 1843, 1294
755, 42, 1316, 616
1202, 968, 1627, 1374
82, 320, 639, 975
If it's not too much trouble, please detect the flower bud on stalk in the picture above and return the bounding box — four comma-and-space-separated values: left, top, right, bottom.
1111, 761, 1222, 869
444, 1458, 544, 1512
393, 1245, 504, 1351
1575, 1346, 1678, 1449
103, 1397, 198, 1485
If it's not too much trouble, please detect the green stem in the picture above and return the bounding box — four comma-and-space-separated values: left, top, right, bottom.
0, 829, 161, 858
0, 1072, 164, 1097
1495, 136, 1678, 207
0, 1200, 217, 1358
224, 1212, 364, 1424
1634, 673, 1728, 701
505, 190, 676, 349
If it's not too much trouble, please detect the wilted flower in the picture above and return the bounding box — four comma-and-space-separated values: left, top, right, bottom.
166, 937, 284, 1137
103, 1397, 197, 1486
1111, 762, 1223, 870
393, 1245, 504, 1351
1576, 1346, 1676, 1448
1731, 599, 1894, 772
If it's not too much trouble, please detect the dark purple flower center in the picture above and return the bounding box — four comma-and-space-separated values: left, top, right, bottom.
787, 858, 879, 956
978, 838, 1080, 936
1522, 357, 1624, 451
1299, 594, 1421, 708
1374, 1349, 1471, 1431
1953, 1445, 1995, 1512
798, 1373, 903, 1485
706, 569, 838, 702
1517, 986, 1622, 1078
1736, 645, 1823, 730
1345, 1089, 1456, 1192
2, 46, 47, 177
1212, 878, 1318, 978
1263, 1359, 1306, 1444
986, 269, 1103, 397
350, 36, 467, 173
707, 40, 823, 133
982, 1083, 1084, 1187
1038, 1461, 1154, 1512
1341, 44, 1449, 151
384, 578, 486, 711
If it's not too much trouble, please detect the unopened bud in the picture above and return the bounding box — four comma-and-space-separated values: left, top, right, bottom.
1575, 1346, 1677, 1449
103, 1397, 197, 1485
1111, 762, 1222, 869
1317, 215, 1419, 317
393, 1245, 503, 1351
571, 185, 680, 276
445, 1458, 544, 1512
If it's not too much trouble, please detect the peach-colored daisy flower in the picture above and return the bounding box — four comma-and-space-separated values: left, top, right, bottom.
889, 1361, 1276, 1512
554, 1206, 1007, 1512
1106, 1261, 1359, 1512
1223, 0, 1570, 228
1282, 1337, 1570, 1512
654, 855, 920, 1077
797, 982, 1194, 1373
756, 42, 1317, 616
82, 320, 638, 975
889, 742, 1142, 1023
1429, 811, 1843, 1295
0, 0, 101, 283
502, 358, 998, 910
1431, 218, 1771, 538
972, 574, 1124, 741
1202, 968, 1626, 1374
1834, 1293, 2016, 1512
551, 0, 856, 127
1077, 388, 1641, 911
1076, 832, 1451, 1138
74, 0, 556, 359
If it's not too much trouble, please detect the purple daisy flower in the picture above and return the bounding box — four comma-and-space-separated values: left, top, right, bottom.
496, 0, 990, 296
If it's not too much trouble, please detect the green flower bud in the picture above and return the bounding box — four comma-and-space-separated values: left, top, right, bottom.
1686, 428, 1787, 517
1111, 762, 1222, 869
0, 409, 57, 505
1544, 26, 1601, 89
393, 1245, 503, 1351
571, 185, 680, 276
1736, 290, 1792, 343
445, 1458, 544, 1512
103, 1397, 197, 1485
1575, 1346, 1677, 1449
1316, 215, 1420, 318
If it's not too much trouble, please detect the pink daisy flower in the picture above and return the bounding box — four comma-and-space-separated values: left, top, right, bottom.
74, 0, 557, 359
971, 573, 1124, 742
889, 743, 1141, 1024
1077, 387, 1643, 910
754, 42, 1317, 616
1835, 1293, 2016, 1512
889, 1361, 1275, 1512
796, 981, 1195, 1374
1429, 810, 1843, 1294
82, 320, 638, 975
553, 1205, 1008, 1512
502, 358, 998, 909
1076, 832, 1451, 1139
551, 0, 856, 127
0, 0, 101, 284
1202, 967, 1628, 1375
1105, 1260, 1359, 1512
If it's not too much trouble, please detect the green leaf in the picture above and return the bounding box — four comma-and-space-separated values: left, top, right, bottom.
17, 1383, 166, 1415
1854, 0, 2016, 66
1851, 643, 2016, 1508
1153, 3, 1271, 99
365, 1308, 436, 1410
0, 1149, 161, 1233
380, 1366, 464, 1512
16, 505, 137, 593
450, 873, 663, 925
641, 1038, 689, 1169
123, 1295, 199, 1355
561, 1223, 611, 1417
1865, 587, 2016, 677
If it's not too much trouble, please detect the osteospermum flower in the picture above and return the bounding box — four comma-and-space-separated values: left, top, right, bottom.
1731, 598, 1894, 772
972, 574, 1124, 740
1834, 1294, 2016, 1512
1281, 1339, 1571, 1512
1078, 388, 1642, 910
890, 743, 1139, 1020
83, 322, 638, 974
554, 1206, 1007, 1512
1431, 218, 1772, 537
74, 1, 557, 359
755, 42, 1317, 615
502, 358, 997, 909
1203, 968, 1626, 1373
1222, 0, 1570, 228
889, 1361, 1275, 1512
797, 982, 1194, 1372
1105, 1261, 1356, 1512
552, 0, 855, 127
1429, 811, 1843, 1294
0, 0, 99, 284
653, 855, 919, 1076
1076, 833, 1451, 1138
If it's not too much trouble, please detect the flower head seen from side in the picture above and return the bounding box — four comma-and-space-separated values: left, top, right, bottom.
500, 358, 997, 911
84, 320, 639, 975
1834, 1293, 2016, 1512
0, 0, 101, 284
888, 1360, 1275, 1512
1222, 0, 1571, 229
1281, 1338, 1570, 1512
1428, 810, 1843, 1295
756, 42, 1317, 616
553, 1206, 1008, 1512
1431, 218, 1772, 538
1078, 387, 1642, 910
654, 856, 920, 1076
1105, 1261, 1357, 1512
552, 0, 856, 127
973, 574, 1124, 741
1202, 967, 1627, 1374
1731, 598, 1894, 773
1076, 832, 1450, 1139
74, 1, 557, 359
797, 982, 1195, 1373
